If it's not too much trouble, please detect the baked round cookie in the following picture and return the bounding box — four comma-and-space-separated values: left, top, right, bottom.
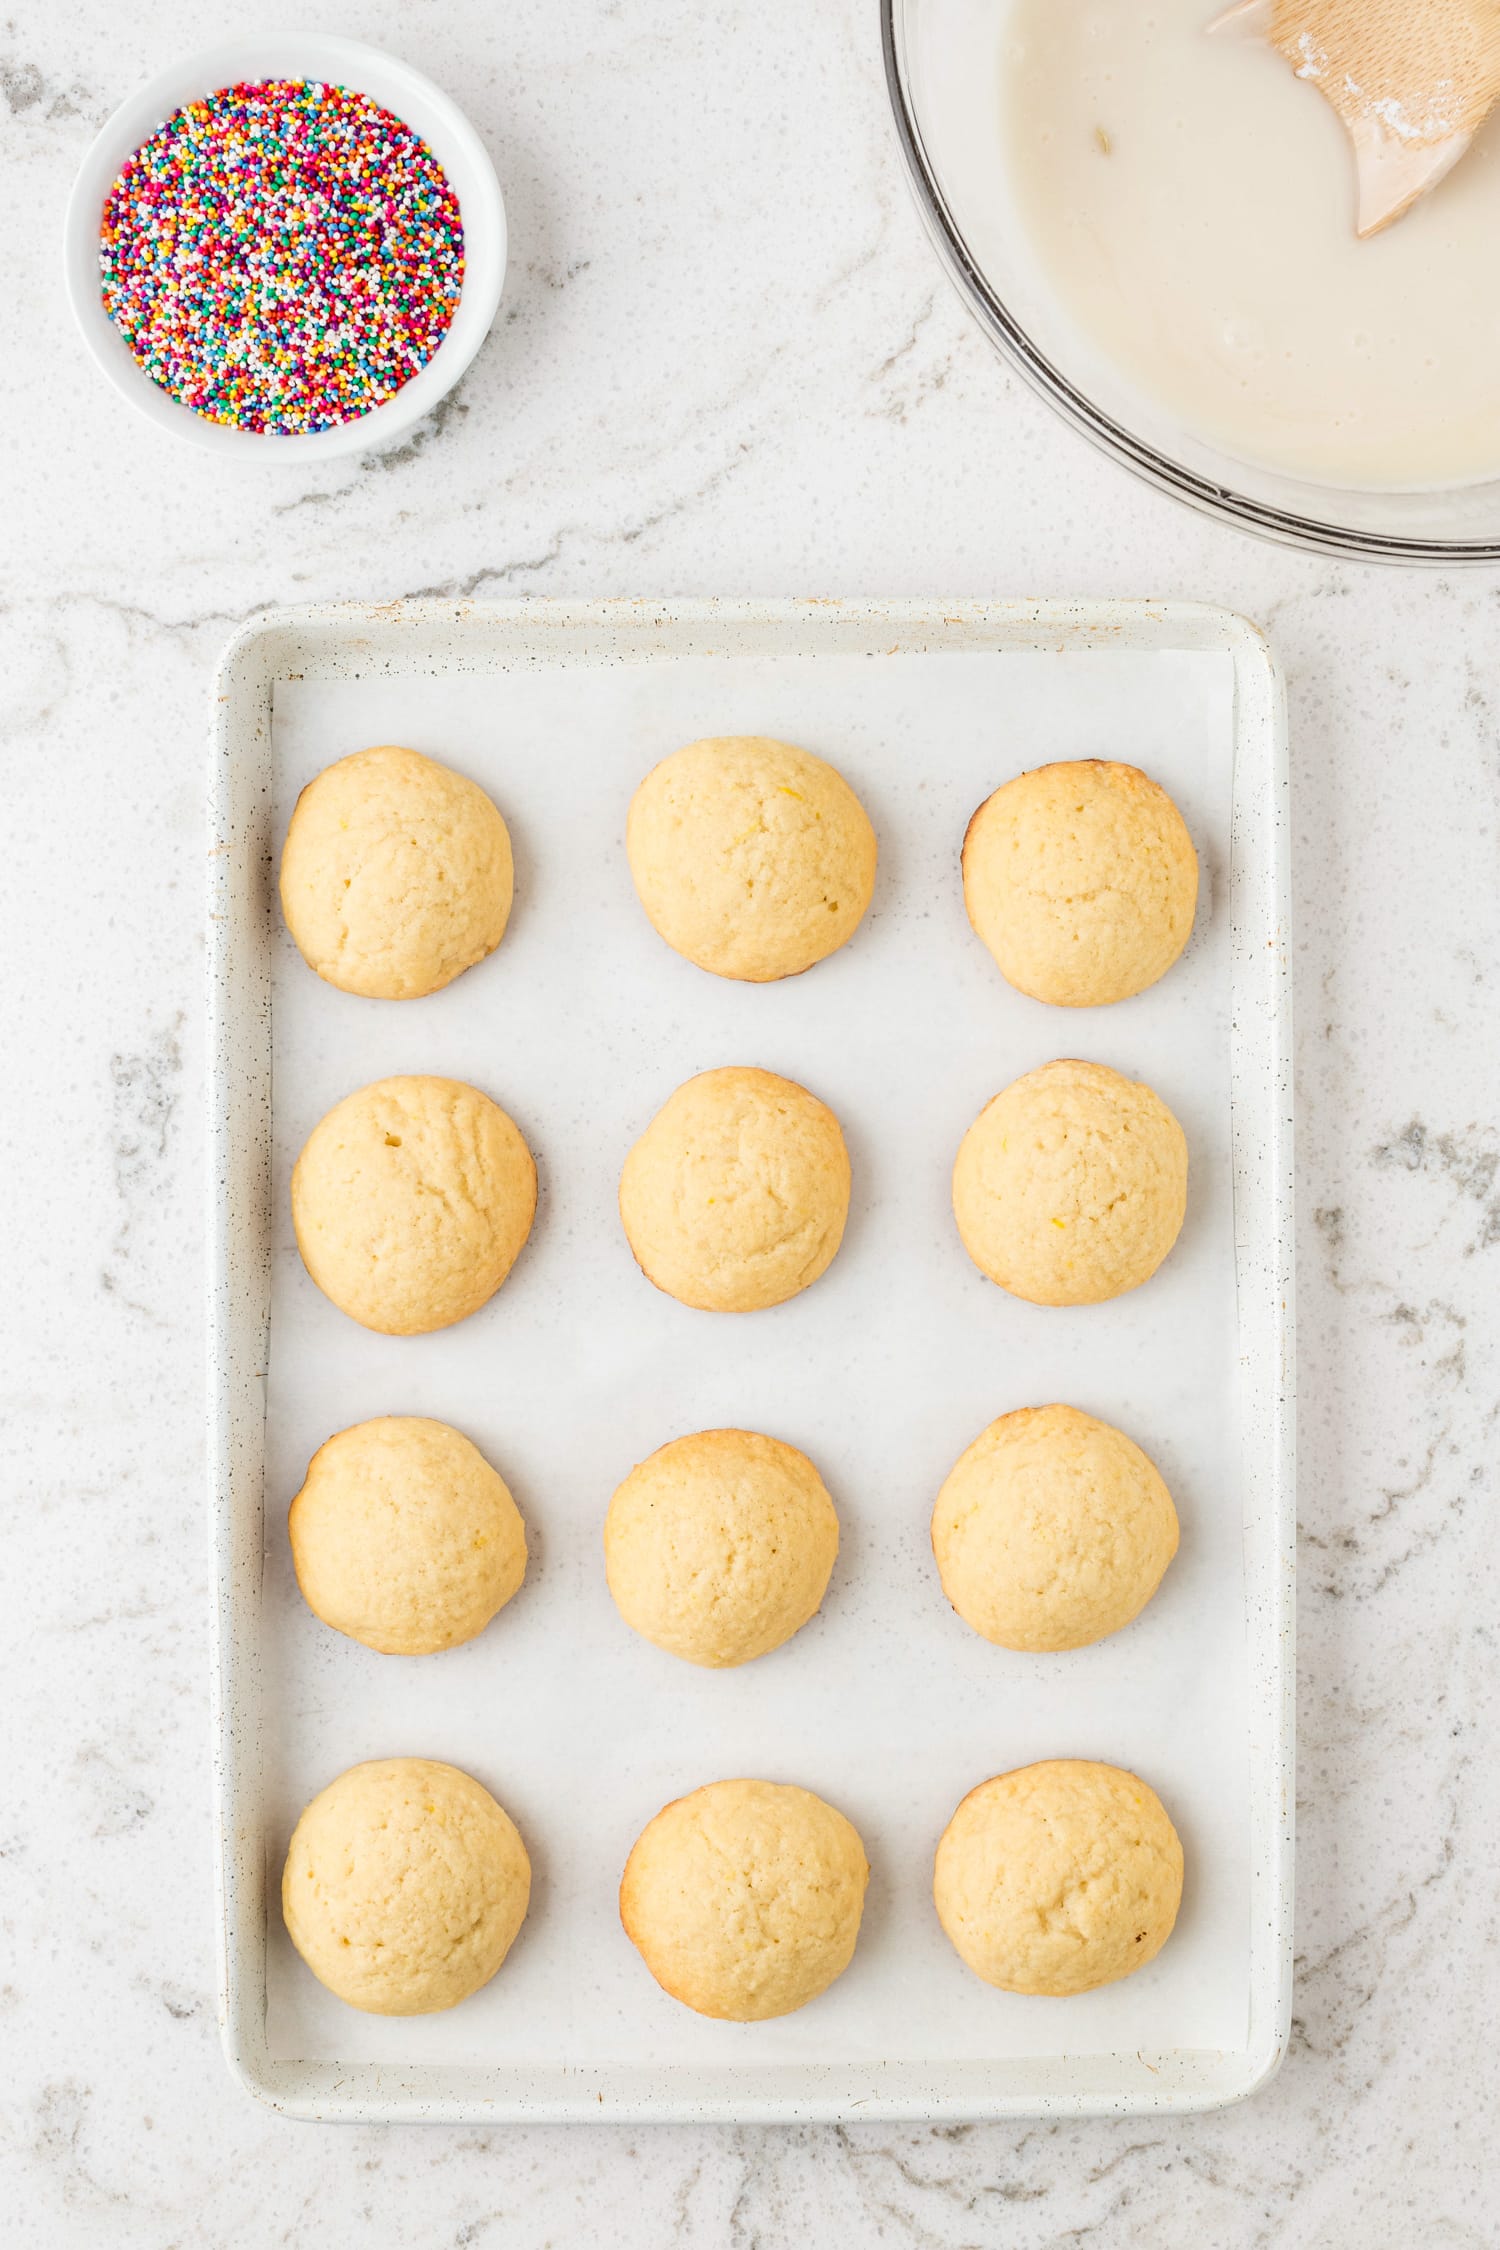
931, 1404, 1178, 1653
963, 760, 1198, 1009
934, 1759, 1183, 1996
619, 1066, 850, 1312
290, 1416, 528, 1656
952, 1059, 1187, 1306
279, 744, 514, 1000
282, 1758, 531, 2014
606, 1428, 838, 1667
292, 1075, 536, 1334
620, 1778, 868, 2020
626, 735, 877, 982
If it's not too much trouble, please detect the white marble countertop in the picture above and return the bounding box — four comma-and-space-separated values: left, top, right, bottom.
4, 2, 1497, 2242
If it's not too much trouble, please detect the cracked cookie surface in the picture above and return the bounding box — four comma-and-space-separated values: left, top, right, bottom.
620, 1778, 868, 2020
934, 1758, 1183, 1996
292, 1074, 536, 1333
280, 743, 513, 1000
619, 1066, 850, 1312
606, 1427, 838, 1667
932, 1403, 1178, 1652
282, 1758, 531, 2015
627, 735, 876, 982
963, 758, 1197, 1008
290, 1416, 528, 1655
952, 1058, 1187, 1306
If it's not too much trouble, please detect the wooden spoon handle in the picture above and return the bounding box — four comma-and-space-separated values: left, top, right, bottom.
1345, 114, 1474, 237
1208, 0, 1495, 234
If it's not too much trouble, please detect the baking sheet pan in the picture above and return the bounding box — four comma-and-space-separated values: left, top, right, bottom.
209, 598, 1293, 2120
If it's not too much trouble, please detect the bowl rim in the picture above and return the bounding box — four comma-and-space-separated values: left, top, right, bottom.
880, 0, 1500, 566
62, 33, 506, 462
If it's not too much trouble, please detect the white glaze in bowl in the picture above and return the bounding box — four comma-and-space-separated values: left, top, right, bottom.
884, 0, 1500, 562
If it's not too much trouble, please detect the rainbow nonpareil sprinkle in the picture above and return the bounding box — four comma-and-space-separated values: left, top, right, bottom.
99, 78, 465, 436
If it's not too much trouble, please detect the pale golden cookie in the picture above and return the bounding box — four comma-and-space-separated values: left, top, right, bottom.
952, 1059, 1187, 1306
931, 1405, 1178, 1652
279, 744, 514, 1000
627, 735, 877, 981
290, 1417, 528, 1656
282, 1758, 531, 2014
934, 1759, 1183, 1997
620, 1778, 868, 2020
619, 1066, 850, 1312
606, 1429, 838, 1668
963, 760, 1198, 1008
292, 1075, 536, 1334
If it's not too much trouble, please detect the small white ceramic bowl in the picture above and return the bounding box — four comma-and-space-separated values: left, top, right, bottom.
63, 34, 506, 460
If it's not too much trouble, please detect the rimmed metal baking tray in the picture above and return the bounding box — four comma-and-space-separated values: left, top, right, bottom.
209, 597, 1292, 2122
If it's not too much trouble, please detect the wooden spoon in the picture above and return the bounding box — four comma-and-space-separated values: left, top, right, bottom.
1210, 0, 1500, 236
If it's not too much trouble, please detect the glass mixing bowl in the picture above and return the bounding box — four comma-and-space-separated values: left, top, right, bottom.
883, 0, 1500, 563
